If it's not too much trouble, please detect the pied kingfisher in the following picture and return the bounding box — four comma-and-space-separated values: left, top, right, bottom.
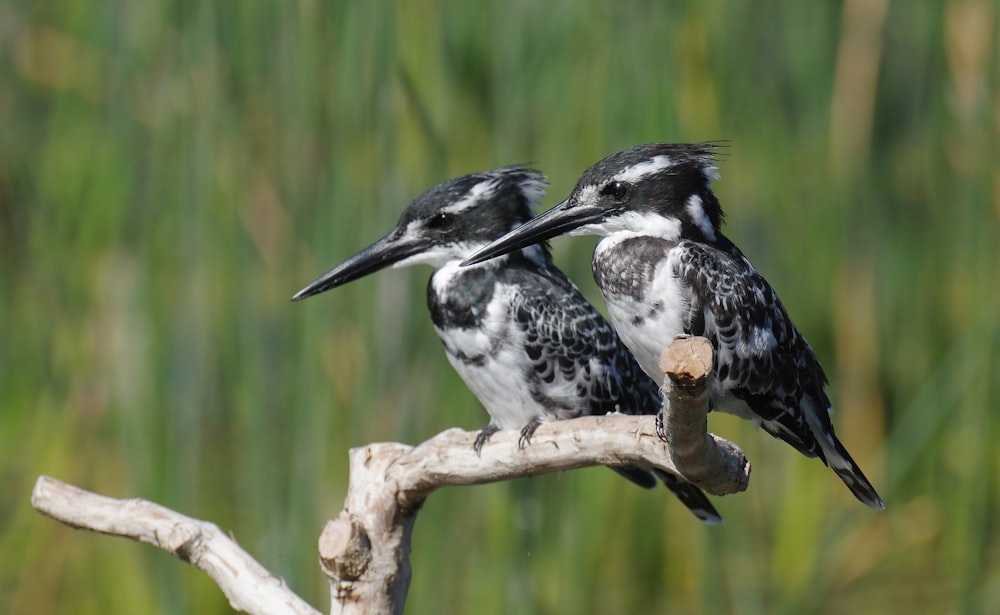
464, 144, 884, 509
292, 166, 722, 523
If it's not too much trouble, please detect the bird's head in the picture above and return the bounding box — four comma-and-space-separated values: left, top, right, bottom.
292, 167, 548, 301
463, 143, 724, 267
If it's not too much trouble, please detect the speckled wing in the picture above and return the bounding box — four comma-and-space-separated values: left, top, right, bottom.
501, 262, 663, 420
502, 262, 724, 523
673, 238, 884, 509
672, 238, 831, 458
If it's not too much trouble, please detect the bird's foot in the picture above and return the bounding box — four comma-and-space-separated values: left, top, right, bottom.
473, 424, 501, 456
655, 410, 667, 441
517, 418, 543, 449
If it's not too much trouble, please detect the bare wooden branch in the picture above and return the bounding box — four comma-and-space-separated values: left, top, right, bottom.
660, 335, 751, 495
322, 335, 750, 614
30, 476, 321, 615
30, 336, 749, 615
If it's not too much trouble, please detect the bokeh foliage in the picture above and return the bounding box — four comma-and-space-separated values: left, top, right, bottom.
2, 1, 998, 613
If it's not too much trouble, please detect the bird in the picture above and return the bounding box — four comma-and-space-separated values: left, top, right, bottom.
292, 166, 723, 524
463, 144, 885, 509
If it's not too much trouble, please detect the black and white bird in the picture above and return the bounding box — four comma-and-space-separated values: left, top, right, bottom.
464, 144, 885, 509
292, 167, 722, 523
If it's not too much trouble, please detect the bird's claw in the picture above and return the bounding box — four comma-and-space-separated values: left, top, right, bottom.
473, 424, 501, 456
517, 418, 543, 449
655, 410, 667, 441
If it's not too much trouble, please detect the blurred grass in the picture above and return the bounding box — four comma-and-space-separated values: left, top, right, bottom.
1, 0, 998, 613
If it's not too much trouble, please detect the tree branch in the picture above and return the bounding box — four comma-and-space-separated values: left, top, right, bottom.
660, 335, 751, 495
30, 336, 750, 615
320, 335, 750, 614
30, 475, 321, 615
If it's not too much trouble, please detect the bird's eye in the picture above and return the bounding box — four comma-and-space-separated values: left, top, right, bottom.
426, 212, 454, 229
600, 181, 630, 202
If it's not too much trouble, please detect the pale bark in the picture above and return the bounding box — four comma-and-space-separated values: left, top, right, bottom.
30, 336, 750, 614
30, 475, 321, 615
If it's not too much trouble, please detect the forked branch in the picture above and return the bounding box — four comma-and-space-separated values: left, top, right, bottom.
30, 336, 749, 615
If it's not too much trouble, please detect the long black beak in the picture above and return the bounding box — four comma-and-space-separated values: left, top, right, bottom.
461, 199, 604, 266
291, 230, 430, 301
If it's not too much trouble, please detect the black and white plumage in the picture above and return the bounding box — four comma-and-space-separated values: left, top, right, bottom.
292, 167, 722, 523
464, 144, 885, 509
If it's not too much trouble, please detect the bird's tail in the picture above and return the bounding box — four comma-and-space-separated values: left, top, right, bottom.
820, 435, 886, 509
610, 465, 658, 489
608, 466, 723, 524
804, 399, 885, 509
652, 469, 724, 525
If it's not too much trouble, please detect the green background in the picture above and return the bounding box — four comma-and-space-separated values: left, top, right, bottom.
3, 1, 998, 613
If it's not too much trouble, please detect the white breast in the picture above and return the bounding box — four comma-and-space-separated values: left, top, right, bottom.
432, 283, 551, 430
595, 239, 690, 383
